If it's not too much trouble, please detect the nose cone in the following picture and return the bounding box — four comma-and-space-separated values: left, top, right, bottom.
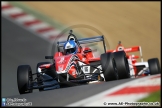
55, 54, 74, 72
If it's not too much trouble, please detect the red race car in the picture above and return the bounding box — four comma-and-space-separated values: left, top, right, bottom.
17, 30, 160, 94
107, 41, 161, 78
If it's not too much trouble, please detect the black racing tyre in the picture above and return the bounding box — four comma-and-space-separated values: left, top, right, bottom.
148, 58, 161, 75
100, 53, 118, 81
113, 51, 130, 79
17, 65, 33, 94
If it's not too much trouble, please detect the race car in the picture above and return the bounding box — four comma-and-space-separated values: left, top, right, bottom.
107, 41, 161, 78
17, 30, 160, 94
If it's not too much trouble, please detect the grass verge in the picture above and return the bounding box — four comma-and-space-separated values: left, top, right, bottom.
138, 90, 161, 107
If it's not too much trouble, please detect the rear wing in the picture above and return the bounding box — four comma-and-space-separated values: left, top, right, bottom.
57, 35, 107, 53
107, 46, 143, 62
124, 46, 143, 62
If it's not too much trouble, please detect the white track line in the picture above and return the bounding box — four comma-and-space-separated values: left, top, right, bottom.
128, 77, 160, 87
2, 7, 23, 15
41, 30, 61, 37
28, 22, 51, 31
1, 1, 9, 6
15, 15, 37, 24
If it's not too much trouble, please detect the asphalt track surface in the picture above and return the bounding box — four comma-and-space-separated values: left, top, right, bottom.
2, 16, 51, 97
2, 16, 140, 106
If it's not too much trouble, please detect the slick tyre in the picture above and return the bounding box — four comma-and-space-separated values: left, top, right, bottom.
148, 58, 161, 75
101, 53, 118, 81
17, 65, 33, 94
113, 51, 130, 79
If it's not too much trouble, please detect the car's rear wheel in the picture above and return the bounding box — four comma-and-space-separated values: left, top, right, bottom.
113, 51, 130, 79
148, 58, 161, 75
17, 65, 33, 94
100, 53, 118, 81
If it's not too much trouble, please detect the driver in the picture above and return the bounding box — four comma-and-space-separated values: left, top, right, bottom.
63, 40, 78, 54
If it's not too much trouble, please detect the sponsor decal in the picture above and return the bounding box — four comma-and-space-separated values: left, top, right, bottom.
58, 65, 64, 71
58, 57, 65, 64
72, 71, 76, 75
83, 66, 90, 73
125, 48, 132, 51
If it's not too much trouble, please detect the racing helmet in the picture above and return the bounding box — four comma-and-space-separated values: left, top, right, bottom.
63, 40, 78, 54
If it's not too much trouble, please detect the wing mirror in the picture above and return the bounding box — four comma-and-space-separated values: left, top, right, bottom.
45, 56, 53, 59
83, 49, 92, 53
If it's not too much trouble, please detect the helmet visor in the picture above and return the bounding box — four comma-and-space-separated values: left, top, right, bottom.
65, 47, 76, 54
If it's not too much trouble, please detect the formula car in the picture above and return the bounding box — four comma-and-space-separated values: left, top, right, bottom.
17, 30, 160, 94
107, 41, 161, 78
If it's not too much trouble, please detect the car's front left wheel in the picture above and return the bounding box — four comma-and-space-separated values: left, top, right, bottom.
148, 58, 161, 75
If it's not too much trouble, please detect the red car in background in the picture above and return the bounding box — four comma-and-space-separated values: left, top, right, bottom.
107, 41, 161, 78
